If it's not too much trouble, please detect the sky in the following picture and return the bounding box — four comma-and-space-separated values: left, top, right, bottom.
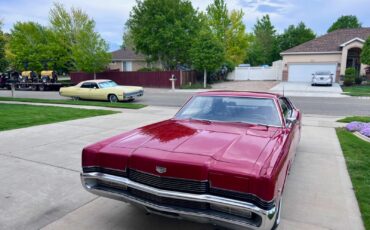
0, 0, 369, 51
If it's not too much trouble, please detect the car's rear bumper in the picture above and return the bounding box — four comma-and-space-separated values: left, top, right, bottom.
81, 172, 279, 230
312, 78, 332, 85
123, 90, 144, 100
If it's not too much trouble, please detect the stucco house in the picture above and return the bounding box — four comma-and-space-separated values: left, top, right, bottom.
108, 47, 161, 71
281, 28, 370, 82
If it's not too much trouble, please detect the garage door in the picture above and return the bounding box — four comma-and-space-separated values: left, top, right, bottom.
288, 64, 337, 82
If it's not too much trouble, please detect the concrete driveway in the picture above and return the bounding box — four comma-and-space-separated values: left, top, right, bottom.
270, 82, 346, 97
0, 106, 364, 230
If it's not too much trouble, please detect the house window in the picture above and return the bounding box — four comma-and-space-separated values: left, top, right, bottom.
126, 61, 132, 71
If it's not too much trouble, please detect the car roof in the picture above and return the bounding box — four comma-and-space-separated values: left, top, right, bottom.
196, 90, 282, 99
80, 79, 112, 84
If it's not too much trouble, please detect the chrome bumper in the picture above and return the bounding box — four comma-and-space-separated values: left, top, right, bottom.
123, 90, 144, 100
81, 172, 279, 230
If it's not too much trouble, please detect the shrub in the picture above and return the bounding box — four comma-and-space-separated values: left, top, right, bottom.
137, 67, 162, 72
355, 77, 363, 85
360, 127, 370, 137
343, 76, 354, 86
346, 122, 365, 132
345, 67, 356, 76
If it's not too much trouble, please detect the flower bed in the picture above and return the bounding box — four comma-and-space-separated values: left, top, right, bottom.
345, 121, 370, 142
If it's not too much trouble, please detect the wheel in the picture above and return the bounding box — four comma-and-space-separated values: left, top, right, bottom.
39, 85, 45, 91
311, 83, 315, 86
71, 96, 80, 101
108, 94, 118, 103
31, 85, 38, 91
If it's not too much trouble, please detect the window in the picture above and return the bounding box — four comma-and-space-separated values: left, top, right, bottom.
279, 98, 293, 119
176, 96, 282, 126
98, 81, 118, 88
90, 83, 99, 88
81, 82, 91, 88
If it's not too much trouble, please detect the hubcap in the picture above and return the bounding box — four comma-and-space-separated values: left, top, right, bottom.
110, 95, 117, 102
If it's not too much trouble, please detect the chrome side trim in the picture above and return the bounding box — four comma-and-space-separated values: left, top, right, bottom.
81, 172, 278, 230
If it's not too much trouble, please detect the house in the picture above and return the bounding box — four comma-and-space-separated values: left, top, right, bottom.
280, 28, 370, 82
108, 47, 161, 71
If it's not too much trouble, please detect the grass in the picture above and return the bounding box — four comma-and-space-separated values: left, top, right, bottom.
0, 104, 118, 131
180, 83, 212, 89
342, 84, 370, 97
0, 97, 146, 109
337, 116, 370, 123
336, 128, 370, 229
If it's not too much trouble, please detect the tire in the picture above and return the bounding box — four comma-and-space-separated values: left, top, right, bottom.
71, 96, 80, 101
108, 94, 118, 103
31, 85, 38, 91
39, 85, 45, 91
311, 83, 315, 86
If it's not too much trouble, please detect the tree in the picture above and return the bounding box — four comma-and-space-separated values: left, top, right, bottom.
49, 3, 111, 75
360, 37, 370, 65
206, 0, 229, 43
190, 25, 224, 88
121, 27, 134, 49
0, 21, 7, 72
278, 22, 316, 52
8, 22, 57, 71
127, 0, 200, 69
225, 10, 249, 65
206, 0, 249, 66
327, 15, 361, 33
247, 15, 277, 66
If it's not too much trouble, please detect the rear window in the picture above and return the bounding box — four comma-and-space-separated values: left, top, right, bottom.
176, 96, 282, 126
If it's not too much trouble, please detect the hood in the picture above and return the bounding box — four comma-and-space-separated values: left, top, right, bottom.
96, 119, 282, 180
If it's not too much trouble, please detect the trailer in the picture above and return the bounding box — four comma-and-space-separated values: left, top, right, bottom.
10, 82, 73, 91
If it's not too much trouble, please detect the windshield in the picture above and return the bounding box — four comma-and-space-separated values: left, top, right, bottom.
98, 81, 118, 88
176, 96, 282, 126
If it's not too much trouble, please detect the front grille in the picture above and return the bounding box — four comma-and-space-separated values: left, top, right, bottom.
128, 169, 208, 194
129, 188, 208, 210
210, 188, 275, 210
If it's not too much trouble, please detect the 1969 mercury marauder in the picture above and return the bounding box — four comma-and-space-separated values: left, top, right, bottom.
81, 91, 301, 230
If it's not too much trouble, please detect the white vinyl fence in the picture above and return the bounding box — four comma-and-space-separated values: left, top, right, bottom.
228, 60, 283, 81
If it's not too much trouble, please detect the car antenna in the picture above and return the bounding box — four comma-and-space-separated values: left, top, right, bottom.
282, 84, 285, 97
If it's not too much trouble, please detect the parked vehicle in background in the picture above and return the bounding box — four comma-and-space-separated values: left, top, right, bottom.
80, 91, 301, 229
40, 70, 58, 83
21, 71, 38, 83
59, 79, 144, 102
311, 71, 334, 86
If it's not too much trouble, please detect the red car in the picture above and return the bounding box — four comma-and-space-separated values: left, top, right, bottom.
81, 91, 301, 230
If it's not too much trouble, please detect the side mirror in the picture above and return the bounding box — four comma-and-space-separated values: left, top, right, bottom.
286, 117, 297, 124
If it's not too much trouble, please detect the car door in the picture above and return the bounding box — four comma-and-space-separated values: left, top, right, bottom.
279, 97, 300, 172
88, 82, 102, 100
77, 82, 92, 99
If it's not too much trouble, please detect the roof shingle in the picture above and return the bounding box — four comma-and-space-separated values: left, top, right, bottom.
111, 47, 146, 60
281, 28, 370, 54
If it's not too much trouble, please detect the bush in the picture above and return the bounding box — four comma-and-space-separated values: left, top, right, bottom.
345, 67, 356, 76
343, 76, 354, 86
137, 67, 162, 72
355, 77, 363, 85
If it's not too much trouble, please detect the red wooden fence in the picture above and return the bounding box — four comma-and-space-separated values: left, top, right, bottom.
70, 71, 197, 88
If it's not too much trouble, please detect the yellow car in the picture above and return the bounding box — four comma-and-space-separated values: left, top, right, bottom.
59, 79, 144, 102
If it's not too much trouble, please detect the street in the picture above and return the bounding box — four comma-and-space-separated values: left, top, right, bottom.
1, 88, 369, 116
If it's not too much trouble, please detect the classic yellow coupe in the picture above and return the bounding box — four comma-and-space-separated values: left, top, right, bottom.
59, 80, 144, 102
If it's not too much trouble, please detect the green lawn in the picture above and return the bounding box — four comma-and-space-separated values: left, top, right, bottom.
336, 128, 370, 229
0, 97, 146, 109
342, 85, 370, 96
337, 116, 370, 123
0, 104, 118, 131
